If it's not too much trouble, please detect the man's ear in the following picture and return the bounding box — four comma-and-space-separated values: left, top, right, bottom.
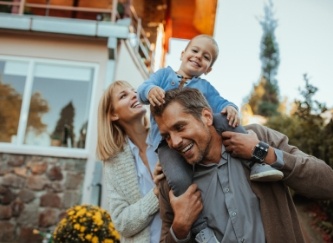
201, 108, 213, 126
205, 67, 212, 75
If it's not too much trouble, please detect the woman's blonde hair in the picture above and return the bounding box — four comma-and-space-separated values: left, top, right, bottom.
96, 80, 148, 160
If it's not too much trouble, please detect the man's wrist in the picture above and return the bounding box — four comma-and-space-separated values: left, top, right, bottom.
171, 221, 192, 241
170, 226, 191, 242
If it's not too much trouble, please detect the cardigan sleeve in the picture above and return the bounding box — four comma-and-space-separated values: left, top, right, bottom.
103, 145, 160, 238
246, 123, 333, 200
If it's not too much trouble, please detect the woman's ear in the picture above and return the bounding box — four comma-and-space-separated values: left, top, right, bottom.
110, 113, 119, 121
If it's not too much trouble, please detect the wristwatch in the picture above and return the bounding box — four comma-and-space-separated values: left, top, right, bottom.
251, 141, 269, 163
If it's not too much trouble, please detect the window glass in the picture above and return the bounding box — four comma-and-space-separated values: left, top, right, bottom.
0, 57, 95, 149
0, 59, 28, 143
24, 62, 93, 148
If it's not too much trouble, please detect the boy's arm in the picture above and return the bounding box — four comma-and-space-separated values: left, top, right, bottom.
201, 80, 238, 113
137, 68, 166, 104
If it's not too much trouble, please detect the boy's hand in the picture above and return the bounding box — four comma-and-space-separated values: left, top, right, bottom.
221, 106, 240, 127
148, 87, 165, 106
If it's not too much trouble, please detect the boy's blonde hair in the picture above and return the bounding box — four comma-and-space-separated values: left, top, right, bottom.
185, 34, 219, 67
96, 80, 148, 160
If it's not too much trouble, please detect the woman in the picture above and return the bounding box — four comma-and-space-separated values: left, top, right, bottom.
96, 80, 163, 243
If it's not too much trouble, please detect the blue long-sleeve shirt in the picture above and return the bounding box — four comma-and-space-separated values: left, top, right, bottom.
137, 66, 238, 150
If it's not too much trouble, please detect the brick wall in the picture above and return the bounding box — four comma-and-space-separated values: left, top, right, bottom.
0, 153, 87, 243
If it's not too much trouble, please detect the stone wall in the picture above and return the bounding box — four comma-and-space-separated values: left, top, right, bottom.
0, 153, 87, 243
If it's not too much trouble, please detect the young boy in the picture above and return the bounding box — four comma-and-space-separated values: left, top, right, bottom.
138, 34, 283, 242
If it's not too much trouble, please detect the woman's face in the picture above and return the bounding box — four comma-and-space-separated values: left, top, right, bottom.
110, 84, 146, 123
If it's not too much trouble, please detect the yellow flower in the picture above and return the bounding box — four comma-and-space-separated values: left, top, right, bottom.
76, 207, 87, 217
53, 204, 120, 243
104, 239, 113, 243
74, 223, 80, 230
92, 236, 99, 243
75, 205, 82, 210
85, 234, 92, 240
80, 226, 86, 232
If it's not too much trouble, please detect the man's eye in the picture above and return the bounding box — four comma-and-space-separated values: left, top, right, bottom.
176, 125, 184, 131
162, 134, 170, 140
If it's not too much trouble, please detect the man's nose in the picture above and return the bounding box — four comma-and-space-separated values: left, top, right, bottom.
169, 133, 182, 148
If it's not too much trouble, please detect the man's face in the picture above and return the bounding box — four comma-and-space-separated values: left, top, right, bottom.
155, 102, 214, 165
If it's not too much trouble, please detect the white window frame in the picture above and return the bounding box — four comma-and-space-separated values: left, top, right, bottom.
0, 55, 99, 159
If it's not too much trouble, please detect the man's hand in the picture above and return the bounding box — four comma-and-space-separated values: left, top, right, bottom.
152, 162, 165, 197
221, 106, 240, 127
170, 184, 203, 239
222, 130, 259, 159
148, 86, 165, 106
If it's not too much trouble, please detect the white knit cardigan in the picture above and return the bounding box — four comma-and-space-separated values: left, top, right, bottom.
103, 143, 160, 243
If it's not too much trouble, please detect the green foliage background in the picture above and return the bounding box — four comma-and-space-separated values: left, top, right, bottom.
264, 75, 333, 239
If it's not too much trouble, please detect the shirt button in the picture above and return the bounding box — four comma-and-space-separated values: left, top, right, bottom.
224, 187, 230, 192
240, 239, 245, 243
230, 211, 237, 217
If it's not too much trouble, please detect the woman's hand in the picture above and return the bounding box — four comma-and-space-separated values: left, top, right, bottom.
153, 162, 165, 197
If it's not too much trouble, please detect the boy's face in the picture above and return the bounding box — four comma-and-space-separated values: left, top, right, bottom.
179, 36, 216, 77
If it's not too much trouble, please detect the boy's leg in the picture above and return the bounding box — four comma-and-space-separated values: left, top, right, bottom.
157, 139, 192, 196
213, 113, 247, 134
213, 113, 284, 181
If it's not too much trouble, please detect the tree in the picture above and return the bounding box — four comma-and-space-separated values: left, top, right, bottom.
0, 82, 21, 142
51, 101, 75, 147
0, 81, 49, 142
247, 0, 280, 117
27, 92, 49, 135
265, 75, 333, 241
265, 74, 327, 159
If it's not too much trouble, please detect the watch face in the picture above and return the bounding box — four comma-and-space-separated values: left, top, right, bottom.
255, 149, 265, 157
252, 142, 269, 163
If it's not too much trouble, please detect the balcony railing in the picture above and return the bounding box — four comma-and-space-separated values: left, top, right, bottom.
0, 0, 155, 72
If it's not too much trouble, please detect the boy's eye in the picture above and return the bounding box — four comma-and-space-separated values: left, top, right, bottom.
203, 54, 211, 60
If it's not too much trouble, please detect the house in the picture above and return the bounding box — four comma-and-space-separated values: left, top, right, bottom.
0, 0, 217, 241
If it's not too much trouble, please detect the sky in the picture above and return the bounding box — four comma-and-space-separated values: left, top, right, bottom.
165, 0, 333, 111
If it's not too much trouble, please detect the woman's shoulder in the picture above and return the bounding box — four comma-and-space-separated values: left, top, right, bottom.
104, 143, 134, 169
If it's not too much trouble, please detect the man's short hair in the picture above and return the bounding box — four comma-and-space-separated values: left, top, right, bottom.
150, 88, 212, 120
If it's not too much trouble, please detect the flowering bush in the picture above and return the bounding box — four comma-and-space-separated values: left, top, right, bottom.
53, 204, 120, 243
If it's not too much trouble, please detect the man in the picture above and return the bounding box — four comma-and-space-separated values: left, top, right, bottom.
150, 88, 333, 243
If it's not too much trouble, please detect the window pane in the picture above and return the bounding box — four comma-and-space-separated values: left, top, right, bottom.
0, 59, 28, 143
24, 62, 93, 148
